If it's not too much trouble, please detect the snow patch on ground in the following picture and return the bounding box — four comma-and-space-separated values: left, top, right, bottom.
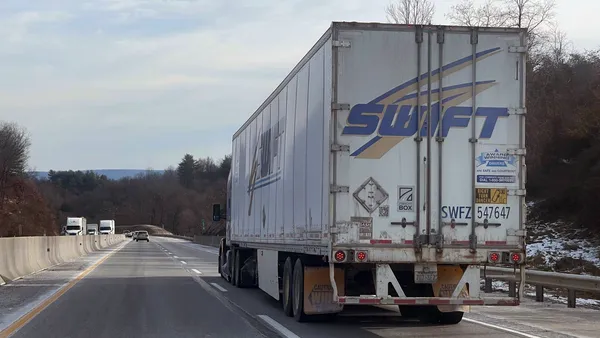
527, 220, 600, 272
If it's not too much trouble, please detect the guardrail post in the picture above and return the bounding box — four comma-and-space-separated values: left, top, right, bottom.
508, 281, 516, 297
535, 285, 544, 302
568, 289, 576, 308
485, 278, 492, 293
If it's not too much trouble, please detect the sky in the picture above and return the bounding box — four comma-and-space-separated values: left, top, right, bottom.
0, 0, 597, 171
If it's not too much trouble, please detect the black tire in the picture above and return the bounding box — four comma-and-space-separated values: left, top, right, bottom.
415, 285, 464, 325
398, 306, 419, 318
234, 250, 242, 288
282, 257, 294, 317
439, 311, 464, 325
418, 306, 442, 324
218, 240, 224, 275
231, 249, 238, 287
292, 258, 309, 322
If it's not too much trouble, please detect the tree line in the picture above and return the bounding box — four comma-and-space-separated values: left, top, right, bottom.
0, 125, 228, 237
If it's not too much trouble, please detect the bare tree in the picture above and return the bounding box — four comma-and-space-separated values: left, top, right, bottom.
547, 23, 571, 64
446, 0, 556, 52
0, 122, 31, 205
385, 0, 435, 25
446, 0, 511, 27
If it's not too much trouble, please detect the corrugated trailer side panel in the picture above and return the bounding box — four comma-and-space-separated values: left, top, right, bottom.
230, 33, 333, 248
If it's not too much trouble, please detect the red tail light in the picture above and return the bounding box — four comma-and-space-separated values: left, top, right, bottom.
334, 250, 346, 262
356, 251, 367, 262
488, 252, 500, 263
511, 253, 522, 263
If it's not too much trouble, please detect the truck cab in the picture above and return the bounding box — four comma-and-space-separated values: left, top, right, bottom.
65, 217, 87, 236
87, 223, 99, 235
99, 220, 115, 235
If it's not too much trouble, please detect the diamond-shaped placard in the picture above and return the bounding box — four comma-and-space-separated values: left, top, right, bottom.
353, 177, 389, 214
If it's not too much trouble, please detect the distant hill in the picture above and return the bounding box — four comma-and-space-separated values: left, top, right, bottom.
33, 169, 165, 181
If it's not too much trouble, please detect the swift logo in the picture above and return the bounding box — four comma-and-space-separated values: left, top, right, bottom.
341, 47, 509, 159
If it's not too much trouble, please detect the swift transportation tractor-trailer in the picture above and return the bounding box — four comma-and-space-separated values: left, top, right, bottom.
212, 21, 527, 324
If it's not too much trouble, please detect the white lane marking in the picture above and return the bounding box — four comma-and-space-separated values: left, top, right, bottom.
210, 283, 227, 292
180, 261, 187, 264
173, 255, 179, 258
257, 315, 301, 338
191, 269, 202, 274
3, 284, 65, 287
464, 318, 543, 338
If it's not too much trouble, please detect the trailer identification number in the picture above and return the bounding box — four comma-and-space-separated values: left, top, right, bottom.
475, 188, 508, 204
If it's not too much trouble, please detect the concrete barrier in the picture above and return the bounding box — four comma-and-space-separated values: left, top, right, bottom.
0, 234, 125, 283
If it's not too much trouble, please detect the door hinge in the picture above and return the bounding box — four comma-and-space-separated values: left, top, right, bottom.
330, 185, 349, 193
331, 103, 350, 111
436, 27, 445, 44
507, 148, 526, 156
332, 40, 351, 48
509, 46, 527, 53
507, 229, 527, 237
508, 189, 526, 197
331, 144, 350, 152
508, 107, 526, 115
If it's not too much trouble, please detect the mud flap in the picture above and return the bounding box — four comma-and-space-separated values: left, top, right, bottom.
302, 266, 345, 315
432, 266, 470, 313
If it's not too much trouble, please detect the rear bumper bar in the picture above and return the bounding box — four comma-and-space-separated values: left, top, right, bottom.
338, 296, 519, 306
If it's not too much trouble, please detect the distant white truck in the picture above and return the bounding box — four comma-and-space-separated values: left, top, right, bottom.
87, 223, 99, 235
99, 220, 115, 235
65, 217, 87, 236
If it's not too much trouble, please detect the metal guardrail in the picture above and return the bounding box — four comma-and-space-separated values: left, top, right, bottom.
483, 266, 600, 308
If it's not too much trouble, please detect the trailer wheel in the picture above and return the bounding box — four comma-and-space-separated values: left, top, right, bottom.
292, 258, 309, 322
218, 239, 224, 275
234, 249, 242, 287
398, 306, 420, 318
282, 257, 294, 317
439, 311, 463, 324
415, 285, 464, 325
231, 249, 238, 287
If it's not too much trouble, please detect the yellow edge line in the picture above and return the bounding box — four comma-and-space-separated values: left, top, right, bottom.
0, 241, 125, 338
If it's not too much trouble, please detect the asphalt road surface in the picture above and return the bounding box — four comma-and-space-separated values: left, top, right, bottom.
7, 238, 267, 338
3, 236, 592, 338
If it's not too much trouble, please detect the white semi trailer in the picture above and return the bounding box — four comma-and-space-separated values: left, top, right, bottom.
213, 21, 527, 324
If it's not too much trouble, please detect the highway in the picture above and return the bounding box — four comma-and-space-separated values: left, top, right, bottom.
0, 237, 597, 338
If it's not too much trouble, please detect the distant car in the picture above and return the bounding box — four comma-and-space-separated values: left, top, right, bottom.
131, 231, 139, 240
135, 231, 149, 242
124, 231, 132, 238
